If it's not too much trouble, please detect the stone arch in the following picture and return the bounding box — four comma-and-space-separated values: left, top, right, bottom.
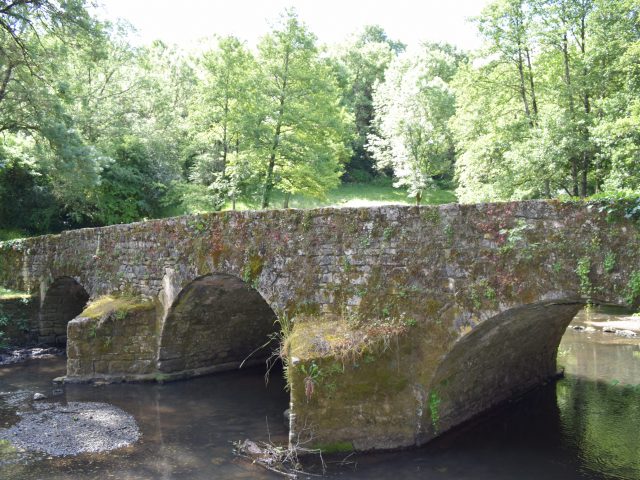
39, 277, 90, 346
157, 273, 278, 376
423, 299, 586, 442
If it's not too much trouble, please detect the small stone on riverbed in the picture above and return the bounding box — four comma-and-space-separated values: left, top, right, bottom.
615, 329, 637, 338
570, 325, 596, 333
0, 402, 140, 456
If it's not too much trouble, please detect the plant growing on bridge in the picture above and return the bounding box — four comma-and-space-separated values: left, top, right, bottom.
626, 271, 640, 305
300, 361, 322, 401
444, 224, 454, 246
576, 257, 593, 303
499, 219, 532, 254
604, 252, 616, 274
241, 253, 264, 288
429, 390, 441, 433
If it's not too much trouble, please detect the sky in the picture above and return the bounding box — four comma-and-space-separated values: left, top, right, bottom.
92, 0, 491, 51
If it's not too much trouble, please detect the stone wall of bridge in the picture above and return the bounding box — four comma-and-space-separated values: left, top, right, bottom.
1, 200, 639, 451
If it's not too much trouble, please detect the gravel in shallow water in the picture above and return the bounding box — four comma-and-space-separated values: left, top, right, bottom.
0, 401, 140, 456
0, 347, 64, 366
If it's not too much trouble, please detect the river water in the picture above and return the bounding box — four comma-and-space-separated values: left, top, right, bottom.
1, 308, 639, 479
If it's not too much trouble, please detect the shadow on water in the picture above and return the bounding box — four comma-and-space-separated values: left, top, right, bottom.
1, 361, 290, 479
1, 307, 639, 479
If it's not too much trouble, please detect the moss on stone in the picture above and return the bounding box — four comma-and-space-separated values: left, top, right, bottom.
242, 252, 264, 285
286, 316, 411, 363
313, 441, 354, 454
81, 295, 153, 320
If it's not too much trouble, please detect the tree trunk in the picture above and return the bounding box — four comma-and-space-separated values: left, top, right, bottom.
580, 151, 589, 197
0, 64, 13, 104
283, 192, 291, 209
261, 48, 290, 209
415, 191, 422, 206
562, 32, 579, 196
516, 48, 531, 121
579, 14, 591, 198
221, 99, 229, 177
525, 47, 538, 118
261, 152, 277, 209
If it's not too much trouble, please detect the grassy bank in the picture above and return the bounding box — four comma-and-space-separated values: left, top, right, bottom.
223, 181, 456, 211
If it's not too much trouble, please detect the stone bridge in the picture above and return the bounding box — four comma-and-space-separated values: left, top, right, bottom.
1, 200, 639, 452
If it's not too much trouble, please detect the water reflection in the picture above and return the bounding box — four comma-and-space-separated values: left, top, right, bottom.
0, 307, 639, 479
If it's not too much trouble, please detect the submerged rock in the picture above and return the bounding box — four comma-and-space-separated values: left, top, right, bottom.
0, 401, 140, 456
570, 325, 596, 333
615, 330, 637, 338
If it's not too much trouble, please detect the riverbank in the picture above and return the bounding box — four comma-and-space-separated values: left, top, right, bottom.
0, 347, 64, 366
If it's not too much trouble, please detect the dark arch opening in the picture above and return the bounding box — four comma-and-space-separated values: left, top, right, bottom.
39, 277, 89, 346
424, 300, 584, 442
158, 273, 278, 375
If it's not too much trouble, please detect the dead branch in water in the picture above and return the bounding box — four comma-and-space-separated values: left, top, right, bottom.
233, 420, 325, 478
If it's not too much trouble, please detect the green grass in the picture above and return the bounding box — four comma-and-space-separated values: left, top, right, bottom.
0, 287, 31, 300
222, 181, 456, 211
0, 229, 27, 241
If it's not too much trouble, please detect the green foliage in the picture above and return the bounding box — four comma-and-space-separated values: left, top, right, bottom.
454, 0, 640, 202
584, 193, 640, 226
604, 252, 616, 274
626, 271, 640, 305
0, 293, 32, 348
499, 219, 532, 254
444, 224, 454, 245
429, 390, 441, 433
0, 150, 66, 235
369, 43, 465, 204
255, 10, 352, 208
3, 0, 639, 237
403, 317, 418, 328
330, 25, 405, 179
469, 279, 497, 309
241, 253, 264, 288
576, 257, 593, 302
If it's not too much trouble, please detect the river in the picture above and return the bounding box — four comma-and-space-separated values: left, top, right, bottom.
1, 308, 639, 479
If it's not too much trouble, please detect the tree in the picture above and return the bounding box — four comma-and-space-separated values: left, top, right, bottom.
253, 10, 351, 208
187, 36, 256, 208
451, 0, 640, 202
0, 0, 111, 220
330, 25, 405, 180
369, 43, 464, 204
